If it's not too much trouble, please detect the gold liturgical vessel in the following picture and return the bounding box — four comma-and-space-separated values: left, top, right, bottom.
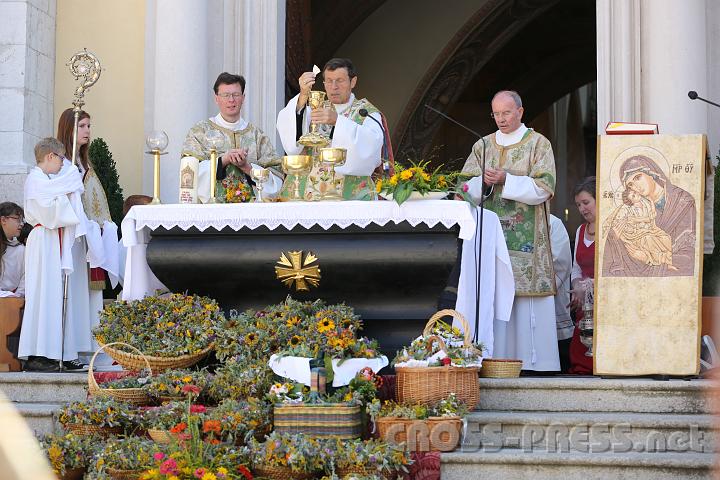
282, 155, 313, 201
145, 131, 169, 204
298, 91, 331, 148
318, 147, 346, 200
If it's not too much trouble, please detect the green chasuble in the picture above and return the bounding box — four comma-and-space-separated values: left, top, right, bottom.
462, 129, 556, 296
182, 119, 282, 203
279, 98, 379, 201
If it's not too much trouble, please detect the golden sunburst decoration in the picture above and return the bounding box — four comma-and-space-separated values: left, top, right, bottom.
275, 250, 321, 291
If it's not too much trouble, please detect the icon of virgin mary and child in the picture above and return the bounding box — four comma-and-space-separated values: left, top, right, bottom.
602, 155, 696, 277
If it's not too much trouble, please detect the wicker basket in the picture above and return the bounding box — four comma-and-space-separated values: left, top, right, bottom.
336, 465, 396, 480
65, 423, 123, 437
479, 358, 523, 378
105, 467, 144, 480
273, 403, 362, 439
395, 310, 480, 408
147, 428, 174, 444
59, 467, 85, 480
253, 464, 315, 480
96, 340, 213, 373
376, 416, 462, 452
87, 342, 154, 406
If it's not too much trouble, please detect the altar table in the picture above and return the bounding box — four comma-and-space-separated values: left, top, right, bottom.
121, 200, 512, 356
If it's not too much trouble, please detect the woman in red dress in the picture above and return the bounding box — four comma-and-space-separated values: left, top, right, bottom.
569, 177, 596, 374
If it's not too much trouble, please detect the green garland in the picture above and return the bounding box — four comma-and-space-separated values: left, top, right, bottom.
89, 137, 124, 228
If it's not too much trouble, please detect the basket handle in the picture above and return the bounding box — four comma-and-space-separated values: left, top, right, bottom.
88, 342, 153, 395
424, 334, 448, 356
423, 309, 472, 348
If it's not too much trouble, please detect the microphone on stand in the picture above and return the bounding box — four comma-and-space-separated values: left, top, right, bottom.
359, 108, 390, 174
688, 91, 720, 109
423, 103, 488, 345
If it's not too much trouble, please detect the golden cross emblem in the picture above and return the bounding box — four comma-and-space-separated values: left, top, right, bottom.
275, 251, 321, 291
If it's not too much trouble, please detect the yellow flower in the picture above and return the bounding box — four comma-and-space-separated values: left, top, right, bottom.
316, 318, 335, 333
289, 335, 304, 346
286, 316, 301, 328
202, 473, 217, 480
182, 376, 192, 383
168, 476, 180, 480
217, 467, 228, 476
422, 172, 430, 181
166, 321, 175, 327
245, 332, 258, 345
400, 170, 413, 181
389, 174, 399, 186
375, 179, 383, 192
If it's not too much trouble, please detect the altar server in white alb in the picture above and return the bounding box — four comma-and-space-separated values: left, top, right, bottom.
461, 90, 559, 372
182, 72, 283, 203
19, 138, 104, 371
277, 58, 392, 200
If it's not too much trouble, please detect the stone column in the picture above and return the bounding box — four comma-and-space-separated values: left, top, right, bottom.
595, 0, 642, 133
145, 0, 209, 203
231, 0, 286, 149
0, 0, 56, 204
640, 0, 707, 135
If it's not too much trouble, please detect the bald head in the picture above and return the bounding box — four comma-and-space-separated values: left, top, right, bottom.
491, 90, 524, 134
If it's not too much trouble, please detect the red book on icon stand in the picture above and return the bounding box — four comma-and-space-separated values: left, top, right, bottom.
605, 122, 659, 135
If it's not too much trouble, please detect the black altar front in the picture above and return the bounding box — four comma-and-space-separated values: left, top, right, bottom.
145, 222, 459, 356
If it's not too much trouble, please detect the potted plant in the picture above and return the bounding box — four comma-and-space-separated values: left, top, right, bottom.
375, 160, 471, 205
143, 369, 213, 403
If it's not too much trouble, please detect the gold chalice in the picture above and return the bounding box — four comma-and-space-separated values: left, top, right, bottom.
251, 167, 270, 202
299, 91, 331, 148
318, 147, 347, 200
282, 155, 313, 201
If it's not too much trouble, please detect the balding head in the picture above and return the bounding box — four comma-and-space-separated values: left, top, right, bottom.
491, 90, 524, 134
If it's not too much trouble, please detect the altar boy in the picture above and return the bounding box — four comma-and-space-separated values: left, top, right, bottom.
18, 138, 88, 372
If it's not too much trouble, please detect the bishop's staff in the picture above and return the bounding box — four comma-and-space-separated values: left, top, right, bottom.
59, 49, 101, 372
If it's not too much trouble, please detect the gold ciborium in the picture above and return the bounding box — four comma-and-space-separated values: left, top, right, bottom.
282, 155, 313, 201
318, 147, 347, 200
299, 91, 331, 148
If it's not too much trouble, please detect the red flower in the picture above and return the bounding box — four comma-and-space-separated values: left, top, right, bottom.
462, 183, 469, 192
440, 357, 451, 366
359, 181, 367, 188
182, 384, 201, 395
159, 458, 178, 475
190, 404, 207, 414
203, 419, 222, 434
169, 422, 187, 433
237, 465, 253, 480
194, 468, 206, 479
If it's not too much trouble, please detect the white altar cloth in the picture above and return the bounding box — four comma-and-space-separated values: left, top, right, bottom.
120, 200, 513, 356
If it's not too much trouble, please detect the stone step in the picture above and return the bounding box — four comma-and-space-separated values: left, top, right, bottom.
463, 410, 716, 453
14, 402, 62, 437
441, 450, 715, 480
0, 372, 87, 403
478, 377, 714, 413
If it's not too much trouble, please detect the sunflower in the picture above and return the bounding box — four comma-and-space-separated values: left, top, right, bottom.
289, 335, 304, 347
375, 179, 383, 193
316, 318, 335, 333
286, 316, 301, 328
400, 169, 414, 181
244, 332, 258, 345
389, 174, 399, 186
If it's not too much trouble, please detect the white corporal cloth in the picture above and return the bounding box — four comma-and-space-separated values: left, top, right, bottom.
268, 354, 389, 387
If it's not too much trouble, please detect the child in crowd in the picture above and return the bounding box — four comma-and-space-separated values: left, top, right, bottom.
18, 138, 90, 372
0, 202, 25, 297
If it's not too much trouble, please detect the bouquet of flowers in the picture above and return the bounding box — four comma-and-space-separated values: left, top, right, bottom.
366, 393, 468, 422
220, 175, 253, 203
205, 397, 273, 444
139, 401, 204, 432
95, 293, 224, 357
376, 160, 468, 205
58, 397, 137, 431
248, 431, 324, 474
41, 432, 98, 477
207, 359, 275, 403
328, 438, 412, 476
392, 319, 483, 367
97, 369, 152, 389
92, 436, 159, 474
143, 369, 213, 400
141, 445, 252, 480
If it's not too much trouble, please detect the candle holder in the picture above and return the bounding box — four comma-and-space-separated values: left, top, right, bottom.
579, 279, 594, 357
205, 130, 225, 204
145, 130, 169, 204
251, 167, 270, 202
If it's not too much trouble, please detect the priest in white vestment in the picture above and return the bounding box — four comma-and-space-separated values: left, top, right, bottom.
0, 203, 25, 297
276, 58, 390, 200
182, 72, 283, 203
19, 138, 102, 370
462, 90, 560, 371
